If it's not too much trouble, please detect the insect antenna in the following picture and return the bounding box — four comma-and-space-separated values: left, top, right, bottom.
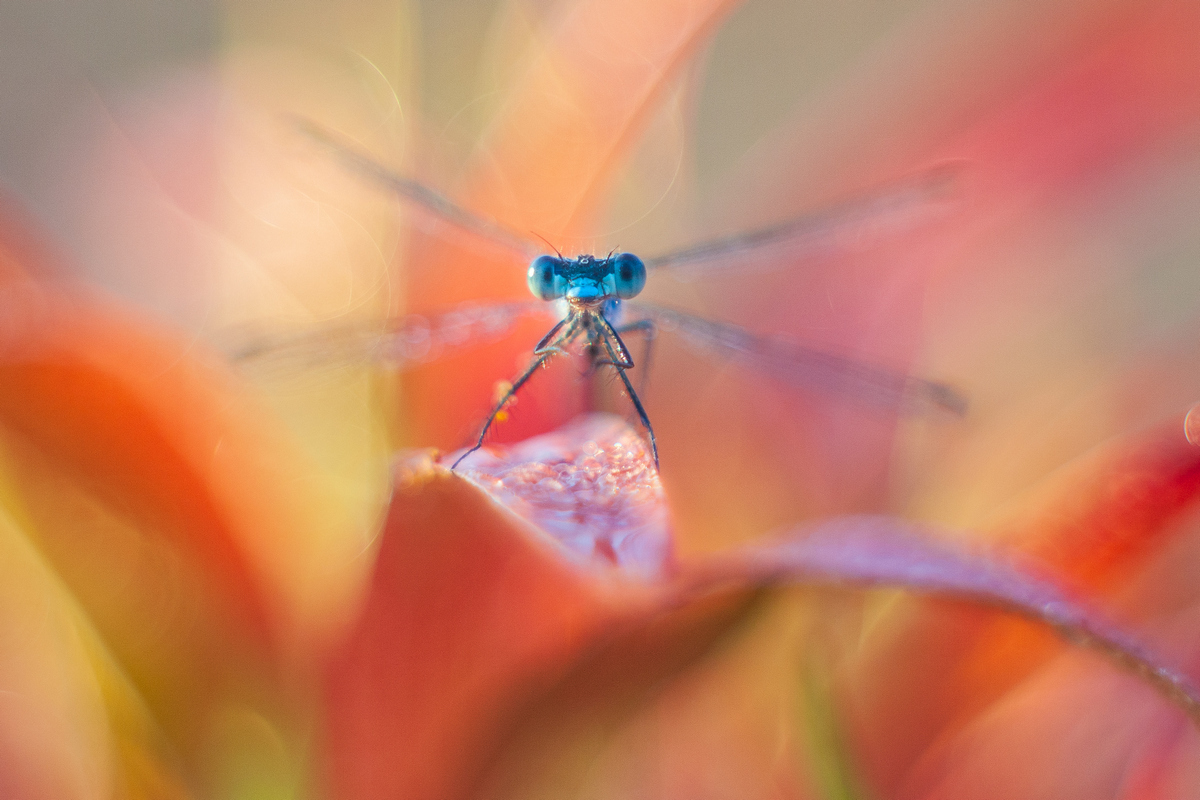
533, 232, 565, 258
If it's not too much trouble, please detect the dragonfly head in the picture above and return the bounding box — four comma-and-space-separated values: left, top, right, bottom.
526, 253, 646, 305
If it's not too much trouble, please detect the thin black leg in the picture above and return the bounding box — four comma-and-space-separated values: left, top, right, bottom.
533, 315, 570, 353
615, 317, 656, 396
593, 313, 635, 367
451, 316, 581, 470
601, 332, 659, 470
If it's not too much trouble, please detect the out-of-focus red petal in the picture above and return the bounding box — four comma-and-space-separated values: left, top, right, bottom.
998, 415, 1200, 589
0, 280, 320, 777
0, 203, 373, 780
466, 0, 744, 237
0, 283, 273, 637
842, 412, 1200, 794
944, 0, 1200, 210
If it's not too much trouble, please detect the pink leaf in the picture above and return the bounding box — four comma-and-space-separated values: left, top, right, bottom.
690, 516, 1200, 726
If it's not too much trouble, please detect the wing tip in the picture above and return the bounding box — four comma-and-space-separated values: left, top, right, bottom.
921, 380, 969, 417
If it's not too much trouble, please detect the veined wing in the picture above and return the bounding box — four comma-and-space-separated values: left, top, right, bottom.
293, 118, 543, 261
643, 163, 963, 277
228, 301, 555, 374
631, 303, 967, 416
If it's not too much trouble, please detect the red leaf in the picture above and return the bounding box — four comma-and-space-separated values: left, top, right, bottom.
324, 415, 1200, 799
694, 516, 1200, 724
998, 414, 1200, 590
321, 448, 691, 799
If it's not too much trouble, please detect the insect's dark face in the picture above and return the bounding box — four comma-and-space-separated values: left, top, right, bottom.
526, 253, 647, 306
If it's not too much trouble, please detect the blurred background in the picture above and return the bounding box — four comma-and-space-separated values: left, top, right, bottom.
3, 0, 1200, 797
4, 0, 1200, 554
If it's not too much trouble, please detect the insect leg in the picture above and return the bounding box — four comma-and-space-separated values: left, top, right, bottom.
600, 329, 659, 469
451, 317, 582, 470
533, 314, 571, 353
615, 317, 656, 396
592, 313, 636, 368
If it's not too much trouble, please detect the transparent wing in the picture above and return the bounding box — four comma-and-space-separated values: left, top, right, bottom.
292, 118, 543, 261
296, 118, 962, 282
631, 302, 967, 416
227, 301, 556, 375
643, 163, 963, 277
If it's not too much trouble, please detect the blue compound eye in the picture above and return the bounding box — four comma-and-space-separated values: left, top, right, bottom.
527, 255, 566, 300
611, 253, 646, 299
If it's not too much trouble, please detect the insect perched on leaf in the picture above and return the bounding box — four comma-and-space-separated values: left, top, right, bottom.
238, 120, 968, 470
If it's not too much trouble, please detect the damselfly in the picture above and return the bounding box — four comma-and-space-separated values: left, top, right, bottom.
239, 121, 967, 470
